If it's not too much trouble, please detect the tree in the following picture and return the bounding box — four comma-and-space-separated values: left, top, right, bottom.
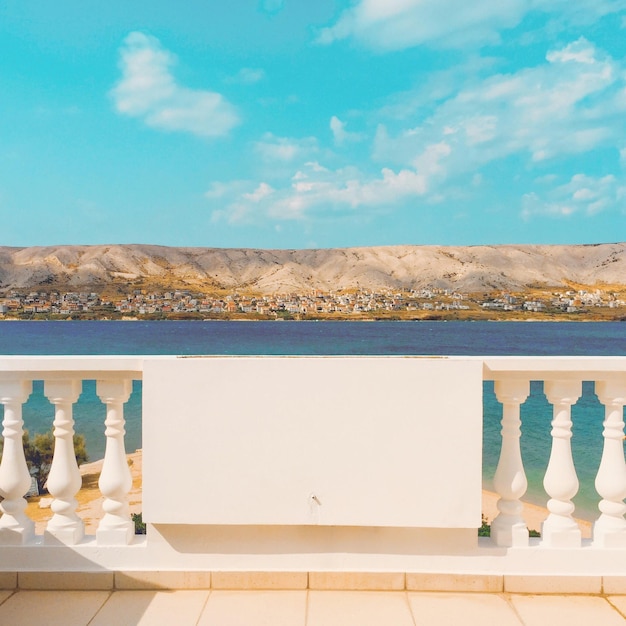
0, 430, 88, 493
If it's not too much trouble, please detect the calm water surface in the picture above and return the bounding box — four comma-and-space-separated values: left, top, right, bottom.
0, 319, 624, 355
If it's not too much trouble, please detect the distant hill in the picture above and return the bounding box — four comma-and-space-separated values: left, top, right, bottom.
0, 243, 624, 294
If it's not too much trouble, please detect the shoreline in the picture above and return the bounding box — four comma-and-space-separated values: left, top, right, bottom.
1, 316, 625, 323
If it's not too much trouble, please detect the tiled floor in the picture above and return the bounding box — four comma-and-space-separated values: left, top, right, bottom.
1, 589, 626, 625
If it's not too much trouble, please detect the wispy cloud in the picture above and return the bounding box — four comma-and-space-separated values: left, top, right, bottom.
330, 116, 363, 145
111, 32, 239, 137
375, 39, 623, 180
317, 0, 626, 51
317, 0, 524, 50
211, 38, 626, 227
254, 133, 319, 162
227, 67, 266, 85
210, 160, 427, 223
521, 173, 626, 219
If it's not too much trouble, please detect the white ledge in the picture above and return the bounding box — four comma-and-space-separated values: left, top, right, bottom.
0, 356, 144, 379
484, 356, 626, 379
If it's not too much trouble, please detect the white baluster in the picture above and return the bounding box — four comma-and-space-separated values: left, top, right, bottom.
490, 379, 530, 547
96, 379, 134, 545
541, 379, 582, 547
0, 380, 34, 544
44, 379, 84, 544
593, 379, 626, 548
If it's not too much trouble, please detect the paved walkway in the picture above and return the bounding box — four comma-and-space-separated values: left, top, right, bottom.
1, 589, 626, 625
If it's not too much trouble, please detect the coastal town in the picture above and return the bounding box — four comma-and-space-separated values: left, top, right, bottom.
1, 285, 625, 321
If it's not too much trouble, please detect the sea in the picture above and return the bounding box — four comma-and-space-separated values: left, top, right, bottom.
1, 320, 625, 519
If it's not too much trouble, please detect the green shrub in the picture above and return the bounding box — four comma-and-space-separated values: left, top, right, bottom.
132, 512, 146, 534
478, 515, 540, 537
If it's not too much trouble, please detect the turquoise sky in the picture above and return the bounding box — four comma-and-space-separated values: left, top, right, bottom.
1, 0, 625, 249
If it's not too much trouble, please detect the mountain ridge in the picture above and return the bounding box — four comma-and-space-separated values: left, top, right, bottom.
0, 243, 625, 294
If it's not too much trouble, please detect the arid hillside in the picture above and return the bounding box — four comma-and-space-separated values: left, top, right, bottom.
0, 243, 624, 294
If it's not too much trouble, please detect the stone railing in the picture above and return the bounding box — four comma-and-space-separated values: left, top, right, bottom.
0, 357, 143, 548
484, 357, 626, 551
0, 355, 625, 582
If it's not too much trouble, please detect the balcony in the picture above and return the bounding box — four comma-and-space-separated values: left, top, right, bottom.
0, 355, 626, 610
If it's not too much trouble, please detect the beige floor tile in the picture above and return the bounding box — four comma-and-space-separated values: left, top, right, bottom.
307, 591, 414, 626
605, 596, 626, 618
0, 590, 14, 605
89, 590, 210, 626
408, 592, 522, 626
198, 590, 306, 626
510, 595, 626, 626
0, 590, 109, 626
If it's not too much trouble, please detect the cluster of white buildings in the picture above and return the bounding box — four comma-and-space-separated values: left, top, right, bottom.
1, 286, 624, 318
481, 289, 625, 314
0, 288, 471, 317
114, 288, 471, 316
0, 291, 100, 315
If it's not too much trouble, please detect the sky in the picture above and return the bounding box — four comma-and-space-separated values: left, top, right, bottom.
1, 0, 626, 250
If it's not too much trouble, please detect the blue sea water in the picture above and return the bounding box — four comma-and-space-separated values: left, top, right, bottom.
1, 320, 625, 518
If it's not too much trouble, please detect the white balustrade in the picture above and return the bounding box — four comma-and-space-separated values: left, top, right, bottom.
490, 379, 530, 547
593, 378, 626, 548
96, 379, 134, 545
541, 379, 582, 548
1, 356, 626, 579
43, 379, 84, 544
0, 380, 34, 544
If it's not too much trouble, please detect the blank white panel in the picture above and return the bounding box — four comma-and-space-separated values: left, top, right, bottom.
143, 357, 482, 527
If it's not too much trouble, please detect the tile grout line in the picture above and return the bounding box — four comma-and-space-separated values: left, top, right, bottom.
83, 589, 114, 626
0, 589, 17, 609
604, 596, 626, 620
304, 588, 311, 626
404, 590, 419, 626
502, 593, 529, 626
194, 589, 212, 626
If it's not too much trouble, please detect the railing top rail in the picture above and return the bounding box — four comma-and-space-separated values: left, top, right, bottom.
0, 355, 144, 379
0, 354, 625, 382
483, 356, 626, 380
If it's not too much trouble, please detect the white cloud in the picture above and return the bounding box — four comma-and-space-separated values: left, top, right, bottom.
210, 39, 626, 227
276, 164, 427, 217
317, 0, 524, 50
205, 180, 250, 199
244, 182, 275, 202
413, 142, 452, 178
375, 39, 622, 182
111, 32, 239, 137
546, 38, 597, 64
521, 173, 625, 219
254, 133, 318, 162
329, 116, 363, 145
227, 68, 266, 84
317, 0, 626, 51
210, 160, 427, 223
